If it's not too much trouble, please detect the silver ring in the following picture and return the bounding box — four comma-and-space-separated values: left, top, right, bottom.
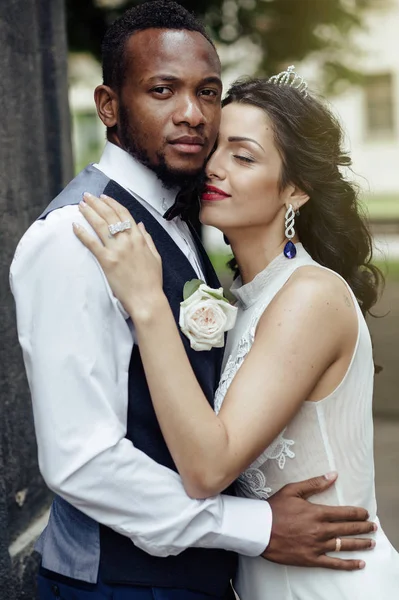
335, 537, 342, 552
108, 220, 132, 236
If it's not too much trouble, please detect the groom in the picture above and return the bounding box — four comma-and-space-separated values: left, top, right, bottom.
10, 2, 375, 599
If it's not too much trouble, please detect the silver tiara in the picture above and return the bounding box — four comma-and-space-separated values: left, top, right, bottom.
268, 65, 308, 97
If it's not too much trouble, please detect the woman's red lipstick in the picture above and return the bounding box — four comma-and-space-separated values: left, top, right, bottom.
201, 185, 231, 202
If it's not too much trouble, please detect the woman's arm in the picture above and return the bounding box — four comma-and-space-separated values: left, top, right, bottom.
74, 194, 355, 499
131, 273, 351, 498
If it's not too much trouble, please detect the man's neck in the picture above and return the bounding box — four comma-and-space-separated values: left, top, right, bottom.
95, 142, 179, 215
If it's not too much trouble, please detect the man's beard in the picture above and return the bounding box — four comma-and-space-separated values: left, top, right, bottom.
118, 105, 206, 191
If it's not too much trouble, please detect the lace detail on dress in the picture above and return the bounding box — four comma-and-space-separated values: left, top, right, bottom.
213, 300, 296, 498
237, 467, 272, 500
257, 430, 296, 469
214, 306, 263, 416
215, 299, 275, 415
235, 430, 296, 500
214, 336, 251, 415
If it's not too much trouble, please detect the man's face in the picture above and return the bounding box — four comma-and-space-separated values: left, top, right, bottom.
117, 29, 222, 188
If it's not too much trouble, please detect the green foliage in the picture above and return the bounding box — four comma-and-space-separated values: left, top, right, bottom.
209, 250, 399, 285
208, 251, 233, 276
374, 260, 399, 282
66, 0, 387, 90
361, 194, 399, 220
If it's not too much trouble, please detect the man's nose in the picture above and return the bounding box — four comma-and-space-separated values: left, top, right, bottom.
173, 95, 206, 128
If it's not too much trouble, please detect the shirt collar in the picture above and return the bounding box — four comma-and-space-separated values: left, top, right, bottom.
96, 141, 179, 215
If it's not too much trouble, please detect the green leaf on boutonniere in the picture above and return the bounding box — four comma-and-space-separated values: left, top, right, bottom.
183, 279, 204, 300
206, 290, 230, 303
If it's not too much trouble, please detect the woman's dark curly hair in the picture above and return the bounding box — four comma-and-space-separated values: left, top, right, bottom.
223, 77, 383, 315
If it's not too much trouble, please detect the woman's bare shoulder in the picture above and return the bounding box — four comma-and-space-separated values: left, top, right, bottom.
256, 264, 358, 344
286, 265, 357, 312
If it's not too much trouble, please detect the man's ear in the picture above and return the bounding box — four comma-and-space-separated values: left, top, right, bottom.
94, 85, 119, 129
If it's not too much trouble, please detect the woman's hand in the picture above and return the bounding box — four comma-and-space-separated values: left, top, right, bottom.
73, 192, 164, 318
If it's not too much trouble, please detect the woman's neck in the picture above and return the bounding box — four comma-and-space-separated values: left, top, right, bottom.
228, 227, 300, 284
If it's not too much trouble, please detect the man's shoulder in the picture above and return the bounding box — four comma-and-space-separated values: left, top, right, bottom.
39, 165, 111, 221
11, 164, 111, 263
11, 205, 84, 272
9, 204, 115, 312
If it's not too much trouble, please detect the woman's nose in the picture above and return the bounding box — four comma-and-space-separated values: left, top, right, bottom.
205, 151, 225, 180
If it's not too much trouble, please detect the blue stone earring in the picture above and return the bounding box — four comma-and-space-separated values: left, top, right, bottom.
284, 204, 297, 259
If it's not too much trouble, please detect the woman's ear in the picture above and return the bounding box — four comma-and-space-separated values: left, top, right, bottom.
286, 185, 310, 213
94, 85, 119, 129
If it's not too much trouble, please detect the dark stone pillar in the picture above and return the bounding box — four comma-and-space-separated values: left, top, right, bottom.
0, 0, 73, 597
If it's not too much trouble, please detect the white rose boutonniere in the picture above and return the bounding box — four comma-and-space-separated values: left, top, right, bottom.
179, 279, 238, 351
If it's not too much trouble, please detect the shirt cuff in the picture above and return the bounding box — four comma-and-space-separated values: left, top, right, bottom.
215, 495, 273, 556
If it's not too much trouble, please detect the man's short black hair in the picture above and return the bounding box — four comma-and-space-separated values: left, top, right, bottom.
102, 0, 217, 91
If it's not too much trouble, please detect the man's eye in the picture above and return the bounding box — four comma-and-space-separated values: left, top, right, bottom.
200, 89, 218, 98
234, 155, 255, 164
152, 87, 172, 95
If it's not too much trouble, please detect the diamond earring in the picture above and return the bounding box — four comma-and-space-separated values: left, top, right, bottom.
284, 204, 297, 259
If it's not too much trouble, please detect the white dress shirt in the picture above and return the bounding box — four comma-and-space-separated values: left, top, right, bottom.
9, 143, 272, 558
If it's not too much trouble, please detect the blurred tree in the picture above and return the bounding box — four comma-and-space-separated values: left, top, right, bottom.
66, 0, 387, 91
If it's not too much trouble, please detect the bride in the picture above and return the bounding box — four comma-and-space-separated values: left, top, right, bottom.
74, 71, 399, 598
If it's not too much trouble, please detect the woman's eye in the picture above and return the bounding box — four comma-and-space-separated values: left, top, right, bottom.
234, 155, 255, 164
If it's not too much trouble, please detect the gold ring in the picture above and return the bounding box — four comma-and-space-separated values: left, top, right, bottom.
335, 537, 342, 552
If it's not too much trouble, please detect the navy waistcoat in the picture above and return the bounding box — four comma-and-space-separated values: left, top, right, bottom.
98, 181, 237, 596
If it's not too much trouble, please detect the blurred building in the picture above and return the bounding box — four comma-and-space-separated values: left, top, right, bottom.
326, 1, 399, 202
299, 0, 399, 264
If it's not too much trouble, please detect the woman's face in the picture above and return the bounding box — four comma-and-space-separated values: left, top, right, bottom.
200, 102, 288, 233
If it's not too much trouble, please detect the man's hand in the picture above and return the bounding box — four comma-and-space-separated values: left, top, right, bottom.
262, 472, 376, 570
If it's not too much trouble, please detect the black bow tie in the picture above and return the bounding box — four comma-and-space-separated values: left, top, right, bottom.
163, 187, 199, 222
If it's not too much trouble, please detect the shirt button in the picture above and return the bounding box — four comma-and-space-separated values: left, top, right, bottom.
51, 584, 60, 597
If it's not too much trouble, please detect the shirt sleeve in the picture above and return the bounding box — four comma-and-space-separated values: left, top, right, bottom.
10, 205, 272, 558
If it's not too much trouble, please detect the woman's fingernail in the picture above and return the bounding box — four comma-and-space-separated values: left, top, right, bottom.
369, 540, 376, 549
324, 471, 338, 481
83, 192, 95, 200
72, 222, 80, 230
79, 200, 87, 208
358, 561, 366, 569
100, 194, 109, 200
373, 523, 378, 532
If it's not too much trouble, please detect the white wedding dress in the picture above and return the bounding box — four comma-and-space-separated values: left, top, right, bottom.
214, 244, 399, 599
